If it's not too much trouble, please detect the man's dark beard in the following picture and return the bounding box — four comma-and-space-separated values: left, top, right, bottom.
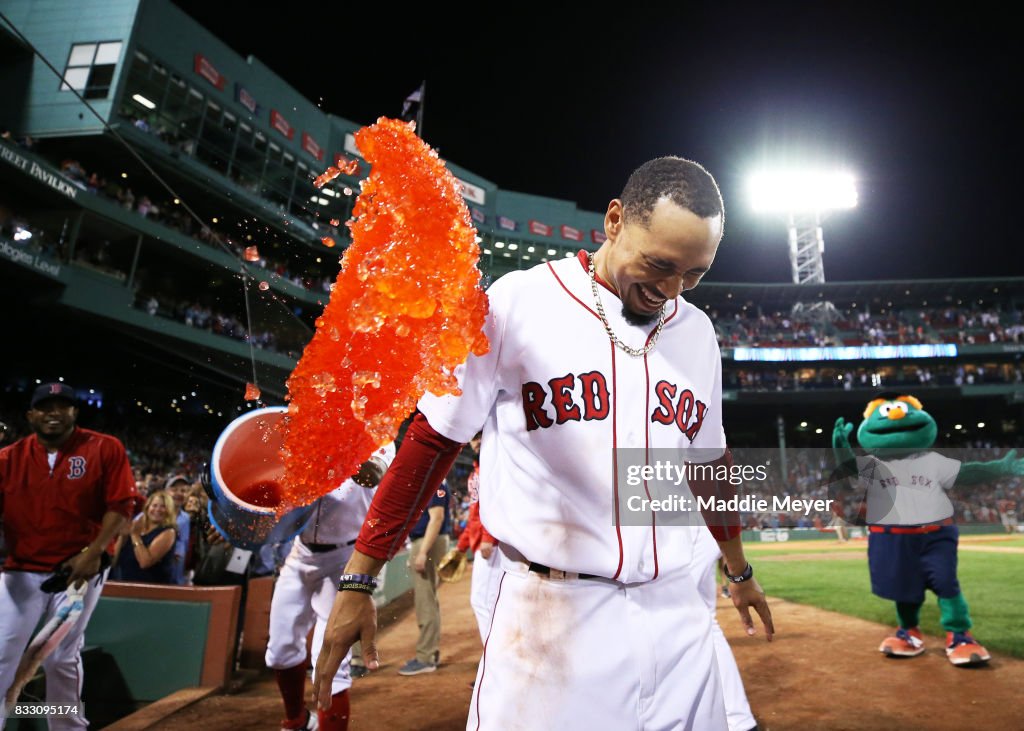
622, 304, 659, 327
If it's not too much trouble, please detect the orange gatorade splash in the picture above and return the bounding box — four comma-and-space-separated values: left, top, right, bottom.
313, 166, 341, 189
281, 117, 490, 506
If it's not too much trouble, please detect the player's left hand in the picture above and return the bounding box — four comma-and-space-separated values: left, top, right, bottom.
729, 576, 774, 641
64, 547, 103, 589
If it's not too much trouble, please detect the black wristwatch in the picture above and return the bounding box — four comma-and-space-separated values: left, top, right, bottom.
724, 562, 754, 583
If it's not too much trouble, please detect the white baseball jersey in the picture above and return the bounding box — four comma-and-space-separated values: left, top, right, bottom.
419, 254, 725, 582
265, 442, 395, 695
298, 442, 396, 545
855, 451, 961, 525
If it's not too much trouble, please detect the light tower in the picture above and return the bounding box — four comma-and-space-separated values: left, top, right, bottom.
748, 170, 858, 320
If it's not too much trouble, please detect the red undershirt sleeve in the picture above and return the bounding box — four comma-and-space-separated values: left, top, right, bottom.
686, 447, 743, 542
355, 411, 465, 561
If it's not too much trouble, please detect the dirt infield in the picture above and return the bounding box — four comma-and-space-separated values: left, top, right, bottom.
151, 547, 1024, 731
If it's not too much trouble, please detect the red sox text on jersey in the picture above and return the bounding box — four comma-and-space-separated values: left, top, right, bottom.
523, 373, 707, 440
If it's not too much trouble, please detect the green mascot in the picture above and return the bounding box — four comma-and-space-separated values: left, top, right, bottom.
832, 391, 1024, 666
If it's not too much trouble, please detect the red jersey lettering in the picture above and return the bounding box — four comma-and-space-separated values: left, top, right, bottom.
578, 371, 610, 420
548, 373, 582, 424
522, 381, 554, 431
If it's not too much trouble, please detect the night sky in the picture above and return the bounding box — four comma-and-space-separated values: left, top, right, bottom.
171, 2, 1023, 285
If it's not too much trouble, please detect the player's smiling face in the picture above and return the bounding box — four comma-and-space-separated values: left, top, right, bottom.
26, 398, 78, 444
599, 197, 722, 325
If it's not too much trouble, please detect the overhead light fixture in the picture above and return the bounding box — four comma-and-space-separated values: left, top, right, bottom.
131, 93, 156, 109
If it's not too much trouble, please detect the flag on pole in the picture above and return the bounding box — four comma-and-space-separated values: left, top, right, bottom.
401, 81, 426, 136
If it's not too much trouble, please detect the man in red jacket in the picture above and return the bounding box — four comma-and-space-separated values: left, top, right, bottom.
0, 382, 136, 728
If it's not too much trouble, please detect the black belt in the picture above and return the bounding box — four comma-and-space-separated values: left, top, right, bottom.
528, 562, 597, 580
305, 539, 357, 553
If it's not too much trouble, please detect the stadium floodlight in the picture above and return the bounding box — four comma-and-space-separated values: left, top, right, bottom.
747, 171, 857, 213
747, 169, 858, 320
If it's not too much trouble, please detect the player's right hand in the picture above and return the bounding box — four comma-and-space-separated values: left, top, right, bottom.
65, 546, 103, 589
313, 589, 378, 710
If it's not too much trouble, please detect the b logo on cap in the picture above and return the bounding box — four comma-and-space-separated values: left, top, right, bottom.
50, 384, 62, 395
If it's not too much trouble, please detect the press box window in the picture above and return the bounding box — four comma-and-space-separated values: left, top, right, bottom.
61, 41, 123, 99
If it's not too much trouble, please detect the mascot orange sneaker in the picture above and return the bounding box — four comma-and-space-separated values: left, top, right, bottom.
946, 631, 990, 666
879, 627, 925, 657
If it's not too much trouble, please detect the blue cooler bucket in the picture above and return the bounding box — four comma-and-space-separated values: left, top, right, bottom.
206, 406, 314, 550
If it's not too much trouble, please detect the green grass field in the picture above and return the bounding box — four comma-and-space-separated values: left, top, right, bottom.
748, 549, 1024, 658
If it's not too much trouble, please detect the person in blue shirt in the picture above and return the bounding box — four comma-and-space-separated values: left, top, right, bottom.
164, 474, 192, 585
398, 480, 451, 676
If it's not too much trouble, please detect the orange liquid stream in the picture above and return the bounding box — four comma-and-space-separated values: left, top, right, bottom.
281, 118, 490, 506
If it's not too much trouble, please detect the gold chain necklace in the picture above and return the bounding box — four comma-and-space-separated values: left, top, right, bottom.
588, 252, 666, 357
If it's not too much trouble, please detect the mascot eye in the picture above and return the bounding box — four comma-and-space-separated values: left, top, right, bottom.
879, 402, 908, 417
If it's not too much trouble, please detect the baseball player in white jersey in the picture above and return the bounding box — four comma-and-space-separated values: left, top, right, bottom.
692, 527, 758, 731
313, 157, 773, 730
266, 442, 394, 731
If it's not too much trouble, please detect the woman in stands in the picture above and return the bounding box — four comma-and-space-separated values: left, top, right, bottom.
113, 489, 178, 584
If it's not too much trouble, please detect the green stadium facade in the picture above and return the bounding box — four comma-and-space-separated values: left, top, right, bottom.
1, 0, 1021, 447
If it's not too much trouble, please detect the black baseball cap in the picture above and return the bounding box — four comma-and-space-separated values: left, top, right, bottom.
30, 382, 77, 408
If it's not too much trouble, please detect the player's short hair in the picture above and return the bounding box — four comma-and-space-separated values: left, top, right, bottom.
620, 156, 724, 230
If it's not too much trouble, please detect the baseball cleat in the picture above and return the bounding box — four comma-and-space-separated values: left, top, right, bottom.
879, 627, 925, 657
946, 631, 991, 666
349, 663, 369, 679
